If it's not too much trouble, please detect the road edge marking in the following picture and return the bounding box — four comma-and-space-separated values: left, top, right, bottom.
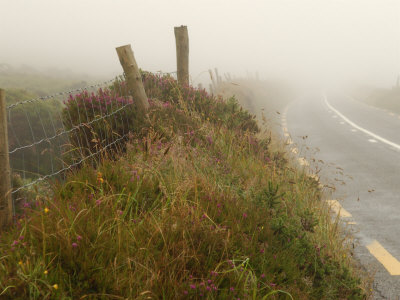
326, 199, 352, 218
366, 240, 400, 275
323, 95, 400, 151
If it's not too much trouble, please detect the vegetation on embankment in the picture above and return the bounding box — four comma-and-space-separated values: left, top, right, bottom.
0, 73, 368, 299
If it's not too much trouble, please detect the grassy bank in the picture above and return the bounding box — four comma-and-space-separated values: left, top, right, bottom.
0, 74, 368, 299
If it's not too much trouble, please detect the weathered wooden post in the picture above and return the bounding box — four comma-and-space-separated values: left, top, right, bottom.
209, 84, 214, 95
0, 89, 12, 228
209, 69, 216, 88
115, 45, 149, 112
174, 25, 189, 86
214, 68, 221, 84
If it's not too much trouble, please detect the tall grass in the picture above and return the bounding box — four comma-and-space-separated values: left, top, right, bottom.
0, 73, 368, 299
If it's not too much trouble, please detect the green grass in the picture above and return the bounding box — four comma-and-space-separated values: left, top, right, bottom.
0, 74, 369, 299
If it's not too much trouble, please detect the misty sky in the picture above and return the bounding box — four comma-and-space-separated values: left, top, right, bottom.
1, 0, 399, 87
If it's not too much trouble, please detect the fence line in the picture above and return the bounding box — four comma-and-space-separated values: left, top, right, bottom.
6, 79, 116, 110
7, 77, 133, 196
6, 70, 179, 204
0, 25, 187, 229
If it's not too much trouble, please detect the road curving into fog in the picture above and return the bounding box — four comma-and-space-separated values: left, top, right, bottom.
283, 93, 400, 299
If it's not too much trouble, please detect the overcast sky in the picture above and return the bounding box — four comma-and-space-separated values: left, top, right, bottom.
1, 0, 399, 87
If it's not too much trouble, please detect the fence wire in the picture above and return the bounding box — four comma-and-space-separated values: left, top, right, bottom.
7, 76, 133, 202
6, 71, 178, 214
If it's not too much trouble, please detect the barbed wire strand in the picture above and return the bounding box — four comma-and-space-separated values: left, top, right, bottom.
6, 78, 116, 110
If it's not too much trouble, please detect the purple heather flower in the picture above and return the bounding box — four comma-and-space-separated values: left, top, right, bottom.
77, 235, 82, 241
72, 242, 78, 248
190, 284, 196, 289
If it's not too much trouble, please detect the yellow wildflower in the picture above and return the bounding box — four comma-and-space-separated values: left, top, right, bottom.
97, 172, 104, 184
18, 260, 23, 266
52, 284, 58, 290
44, 270, 48, 275
44, 207, 50, 214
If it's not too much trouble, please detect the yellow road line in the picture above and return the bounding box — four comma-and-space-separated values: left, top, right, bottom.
326, 200, 352, 218
367, 240, 400, 275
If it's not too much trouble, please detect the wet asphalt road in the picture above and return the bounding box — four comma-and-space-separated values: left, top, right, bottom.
284, 93, 400, 299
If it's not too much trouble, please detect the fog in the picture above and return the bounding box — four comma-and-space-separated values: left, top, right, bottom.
1, 0, 399, 88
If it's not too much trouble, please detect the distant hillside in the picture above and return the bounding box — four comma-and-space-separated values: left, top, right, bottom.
0, 64, 99, 96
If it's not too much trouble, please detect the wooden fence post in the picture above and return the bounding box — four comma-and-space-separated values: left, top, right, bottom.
174, 25, 189, 86
209, 84, 214, 95
116, 45, 149, 112
214, 68, 220, 84
209, 69, 216, 88
0, 89, 12, 228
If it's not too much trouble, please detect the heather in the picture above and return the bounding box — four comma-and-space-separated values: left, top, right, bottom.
0, 73, 367, 299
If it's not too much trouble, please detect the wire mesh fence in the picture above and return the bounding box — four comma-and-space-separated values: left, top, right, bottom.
5, 71, 178, 214
7, 77, 132, 207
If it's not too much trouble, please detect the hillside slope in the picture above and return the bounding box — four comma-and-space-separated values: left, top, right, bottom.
0, 73, 368, 299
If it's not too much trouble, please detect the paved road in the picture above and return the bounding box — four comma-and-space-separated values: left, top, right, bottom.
283, 93, 400, 299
